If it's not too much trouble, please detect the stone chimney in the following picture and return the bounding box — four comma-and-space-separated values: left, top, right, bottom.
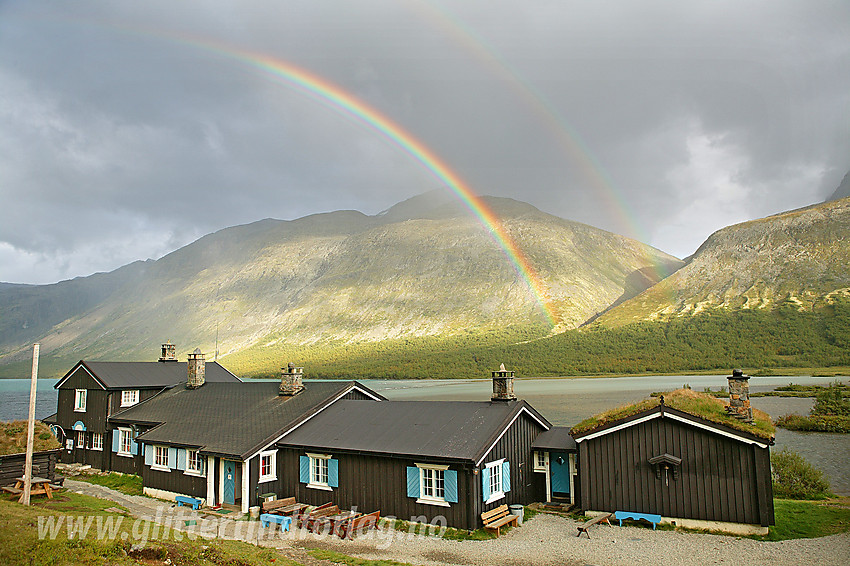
491, 363, 516, 402
159, 341, 177, 362
279, 362, 305, 396
726, 369, 753, 422
187, 348, 205, 389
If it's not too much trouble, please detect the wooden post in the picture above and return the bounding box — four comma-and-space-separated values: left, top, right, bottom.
22, 343, 39, 505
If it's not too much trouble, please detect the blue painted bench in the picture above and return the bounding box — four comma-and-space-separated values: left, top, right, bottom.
260, 513, 292, 532
614, 511, 662, 529
175, 495, 202, 510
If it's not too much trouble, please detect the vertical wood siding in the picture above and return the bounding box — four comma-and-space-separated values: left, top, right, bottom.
579, 416, 773, 526
142, 464, 208, 499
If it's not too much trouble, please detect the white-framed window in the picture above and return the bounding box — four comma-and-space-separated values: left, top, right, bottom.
259, 450, 277, 483
75, 430, 86, 449
91, 432, 103, 451
484, 459, 507, 504
417, 463, 449, 506
533, 451, 547, 473
153, 445, 169, 471
308, 453, 329, 489
120, 390, 139, 407
186, 449, 205, 476
74, 389, 87, 412
118, 428, 133, 456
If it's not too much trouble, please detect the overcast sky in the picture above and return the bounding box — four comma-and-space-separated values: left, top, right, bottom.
1, 1, 848, 285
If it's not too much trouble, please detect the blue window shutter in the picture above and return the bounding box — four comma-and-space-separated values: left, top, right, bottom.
299, 456, 310, 483
144, 444, 153, 466
444, 470, 458, 503
328, 459, 339, 488
177, 449, 187, 471
406, 467, 420, 498
482, 469, 491, 502
167, 447, 177, 469
112, 430, 120, 453
502, 461, 511, 493
130, 435, 139, 456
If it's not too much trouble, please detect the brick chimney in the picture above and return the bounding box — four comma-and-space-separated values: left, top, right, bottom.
159, 341, 177, 362
726, 369, 753, 422
279, 362, 304, 396
187, 348, 205, 389
491, 363, 516, 402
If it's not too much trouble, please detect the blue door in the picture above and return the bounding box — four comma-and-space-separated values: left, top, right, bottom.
223, 461, 236, 505
550, 451, 571, 496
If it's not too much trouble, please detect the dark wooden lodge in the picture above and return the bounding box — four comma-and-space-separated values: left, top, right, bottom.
571, 377, 775, 534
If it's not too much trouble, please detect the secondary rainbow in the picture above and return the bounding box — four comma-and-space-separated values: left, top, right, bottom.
179, 41, 560, 326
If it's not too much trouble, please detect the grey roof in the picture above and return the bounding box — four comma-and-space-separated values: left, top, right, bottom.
110, 381, 372, 459
56, 360, 240, 390
531, 426, 576, 451
278, 399, 550, 463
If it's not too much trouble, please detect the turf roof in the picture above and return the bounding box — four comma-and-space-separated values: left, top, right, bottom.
570, 388, 775, 440
0, 421, 60, 456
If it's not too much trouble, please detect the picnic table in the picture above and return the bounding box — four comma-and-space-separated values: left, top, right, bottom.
307, 509, 361, 536
1, 476, 55, 503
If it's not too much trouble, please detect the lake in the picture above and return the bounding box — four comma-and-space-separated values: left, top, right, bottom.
3, 373, 847, 494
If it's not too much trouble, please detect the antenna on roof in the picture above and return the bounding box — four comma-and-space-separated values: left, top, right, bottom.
215, 321, 219, 362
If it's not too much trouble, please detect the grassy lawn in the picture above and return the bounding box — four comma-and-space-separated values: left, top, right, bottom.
0, 491, 298, 566
758, 498, 850, 541
71, 472, 144, 496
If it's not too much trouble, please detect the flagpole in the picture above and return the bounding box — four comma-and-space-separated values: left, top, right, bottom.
22, 343, 39, 506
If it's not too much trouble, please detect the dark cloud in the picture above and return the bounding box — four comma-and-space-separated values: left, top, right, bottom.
1, 0, 847, 283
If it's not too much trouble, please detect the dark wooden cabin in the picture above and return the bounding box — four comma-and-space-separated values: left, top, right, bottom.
275, 398, 551, 530
572, 392, 775, 532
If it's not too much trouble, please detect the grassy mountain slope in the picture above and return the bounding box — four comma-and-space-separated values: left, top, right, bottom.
0, 193, 681, 377
594, 197, 850, 328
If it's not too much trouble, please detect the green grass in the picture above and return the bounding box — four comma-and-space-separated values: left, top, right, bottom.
0, 420, 60, 455
0, 491, 298, 566
308, 549, 416, 566
72, 472, 144, 496
379, 517, 497, 541
757, 499, 850, 541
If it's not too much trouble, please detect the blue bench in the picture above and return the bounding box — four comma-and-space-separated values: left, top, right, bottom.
260, 513, 292, 532
175, 495, 202, 510
614, 511, 662, 529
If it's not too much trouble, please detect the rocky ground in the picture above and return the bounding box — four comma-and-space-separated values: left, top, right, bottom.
62, 478, 850, 566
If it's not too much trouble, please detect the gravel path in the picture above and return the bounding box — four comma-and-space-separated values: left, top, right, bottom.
63, 481, 850, 566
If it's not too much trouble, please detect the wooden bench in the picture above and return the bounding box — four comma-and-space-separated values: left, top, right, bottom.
303, 504, 340, 531
259, 513, 292, 532
175, 495, 202, 510
262, 497, 296, 513
1, 486, 23, 496
481, 504, 519, 536
576, 513, 611, 538
614, 510, 662, 530
338, 510, 380, 539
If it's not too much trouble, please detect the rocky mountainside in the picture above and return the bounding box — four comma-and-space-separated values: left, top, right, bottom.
595, 197, 850, 327
0, 193, 681, 375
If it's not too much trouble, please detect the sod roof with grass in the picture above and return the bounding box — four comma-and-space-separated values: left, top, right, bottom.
570, 388, 776, 440
0, 421, 60, 456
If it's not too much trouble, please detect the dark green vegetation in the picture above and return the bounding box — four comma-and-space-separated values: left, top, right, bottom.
72, 472, 144, 497
761, 499, 850, 541
776, 381, 850, 432
0, 420, 60, 455
229, 300, 850, 379
570, 388, 775, 439
771, 448, 833, 500
0, 492, 298, 566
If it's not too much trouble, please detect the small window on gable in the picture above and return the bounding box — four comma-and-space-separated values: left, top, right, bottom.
74, 389, 87, 412
482, 459, 510, 504
121, 390, 139, 407
259, 450, 277, 483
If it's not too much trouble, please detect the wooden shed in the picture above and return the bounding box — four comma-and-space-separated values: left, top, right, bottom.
571, 389, 775, 535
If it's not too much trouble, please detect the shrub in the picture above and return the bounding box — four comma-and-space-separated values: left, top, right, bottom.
771, 448, 833, 500
812, 381, 850, 416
